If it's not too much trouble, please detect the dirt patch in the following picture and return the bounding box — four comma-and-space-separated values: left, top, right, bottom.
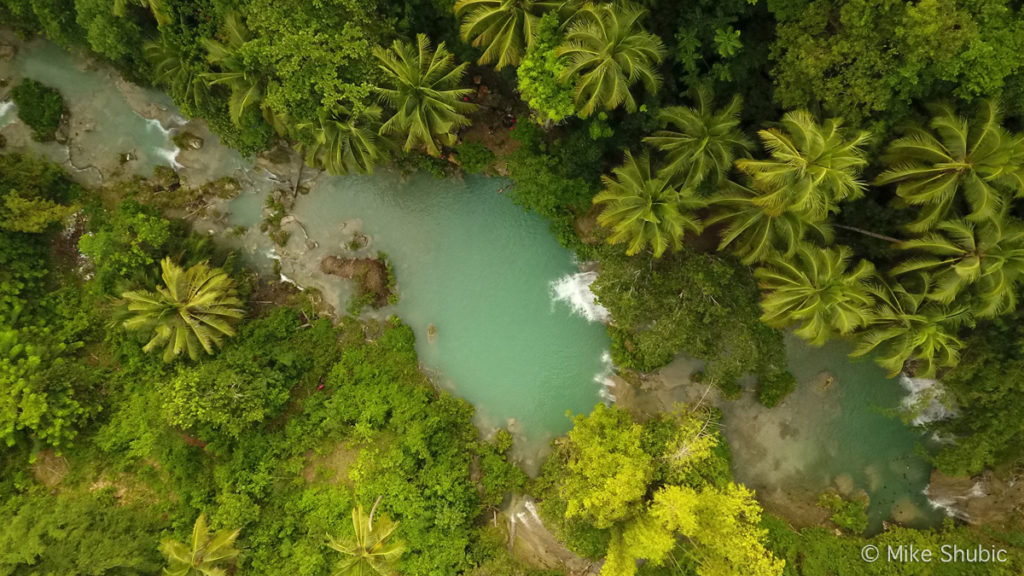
302, 443, 360, 485
320, 255, 392, 308
505, 496, 598, 575
32, 450, 69, 487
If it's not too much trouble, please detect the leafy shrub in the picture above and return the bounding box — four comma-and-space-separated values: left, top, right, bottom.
454, 140, 495, 174
11, 79, 65, 141
817, 491, 869, 535
757, 370, 798, 408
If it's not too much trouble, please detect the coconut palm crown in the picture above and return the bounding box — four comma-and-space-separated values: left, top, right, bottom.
294, 105, 391, 175
643, 86, 752, 188
160, 514, 241, 576
736, 110, 870, 222
708, 180, 833, 265
122, 258, 244, 363
852, 276, 967, 378
755, 244, 876, 346
593, 151, 705, 257
894, 216, 1024, 317
454, 0, 562, 69
327, 504, 405, 576
557, 3, 666, 117
875, 100, 1024, 232
373, 34, 477, 156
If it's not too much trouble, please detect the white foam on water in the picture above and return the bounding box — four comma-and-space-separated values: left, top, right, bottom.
0, 101, 15, 128
551, 270, 609, 323
595, 350, 617, 403
144, 117, 183, 169
899, 374, 956, 426
924, 481, 984, 522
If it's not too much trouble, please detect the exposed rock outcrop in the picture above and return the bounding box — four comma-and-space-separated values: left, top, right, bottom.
320, 255, 392, 309
926, 469, 1024, 526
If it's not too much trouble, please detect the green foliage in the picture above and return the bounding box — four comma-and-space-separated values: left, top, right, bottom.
476, 429, 527, 509
756, 244, 876, 346
159, 309, 301, 437
592, 246, 786, 388
538, 404, 781, 576
122, 258, 245, 363
294, 106, 391, 175
160, 513, 241, 576
642, 86, 752, 189
593, 151, 705, 257
558, 3, 666, 117
0, 490, 163, 575
0, 154, 80, 234
10, 79, 64, 142
374, 34, 477, 156
736, 110, 870, 222
894, 217, 1024, 318
454, 0, 560, 69
326, 504, 405, 576
769, 0, 1024, 128
454, 140, 495, 174
757, 369, 797, 408
517, 12, 576, 124
876, 100, 1024, 232
817, 491, 869, 534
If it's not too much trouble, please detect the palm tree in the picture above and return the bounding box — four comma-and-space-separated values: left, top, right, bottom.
557, 3, 666, 117
894, 216, 1024, 317
202, 13, 285, 131
373, 34, 477, 157
875, 100, 1024, 232
707, 180, 833, 265
145, 36, 208, 111
160, 514, 241, 576
643, 86, 752, 187
736, 110, 870, 222
122, 258, 244, 363
114, 0, 170, 26
852, 276, 966, 377
755, 244, 876, 346
593, 151, 705, 257
454, 0, 562, 69
327, 502, 405, 576
294, 105, 391, 175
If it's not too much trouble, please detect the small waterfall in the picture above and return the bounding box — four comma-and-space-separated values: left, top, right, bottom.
551, 270, 609, 323
899, 374, 955, 426
144, 117, 183, 169
594, 351, 617, 403
0, 100, 15, 127
924, 481, 984, 522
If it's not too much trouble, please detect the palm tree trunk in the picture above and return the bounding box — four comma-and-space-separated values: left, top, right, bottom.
834, 224, 901, 244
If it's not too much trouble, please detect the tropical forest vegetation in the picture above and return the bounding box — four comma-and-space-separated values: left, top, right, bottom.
4, 0, 1024, 574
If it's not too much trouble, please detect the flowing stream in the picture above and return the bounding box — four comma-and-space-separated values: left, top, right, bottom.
1, 36, 950, 525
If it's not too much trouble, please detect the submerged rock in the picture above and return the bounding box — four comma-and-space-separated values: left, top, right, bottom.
0, 43, 15, 62
320, 255, 392, 309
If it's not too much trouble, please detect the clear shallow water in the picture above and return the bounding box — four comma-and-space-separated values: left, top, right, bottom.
0, 39, 179, 176
228, 173, 611, 466
719, 335, 943, 531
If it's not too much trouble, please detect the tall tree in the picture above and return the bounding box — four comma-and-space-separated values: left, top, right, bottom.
202, 13, 282, 130
643, 86, 751, 187
327, 503, 405, 576
875, 100, 1024, 232
894, 217, 1024, 317
454, 0, 561, 69
707, 180, 833, 265
853, 276, 967, 378
145, 35, 208, 112
373, 34, 477, 156
113, 0, 169, 26
756, 244, 876, 346
557, 3, 666, 117
122, 258, 244, 363
736, 111, 870, 222
294, 105, 391, 175
593, 151, 705, 257
159, 514, 241, 576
